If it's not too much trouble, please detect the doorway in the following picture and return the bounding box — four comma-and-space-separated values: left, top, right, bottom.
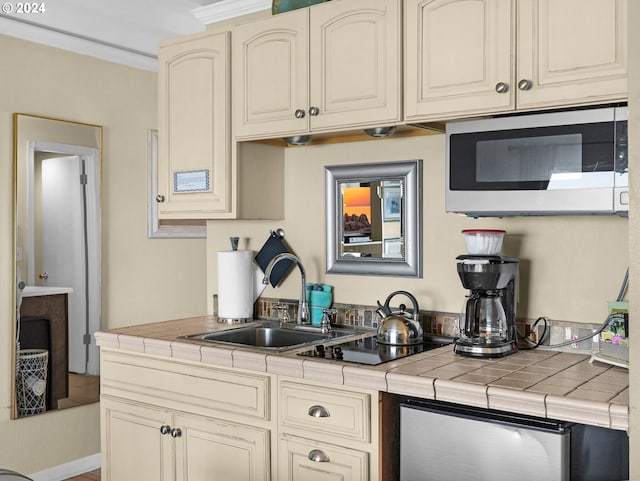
26, 141, 101, 376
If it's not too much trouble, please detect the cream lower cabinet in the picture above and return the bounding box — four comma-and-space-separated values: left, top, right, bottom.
233, 0, 401, 140
277, 378, 379, 481
100, 350, 381, 481
102, 398, 174, 481
102, 397, 270, 481
405, 0, 627, 121
157, 31, 232, 219
100, 350, 272, 481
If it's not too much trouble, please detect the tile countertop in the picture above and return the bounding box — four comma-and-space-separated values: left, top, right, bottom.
95, 316, 629, 432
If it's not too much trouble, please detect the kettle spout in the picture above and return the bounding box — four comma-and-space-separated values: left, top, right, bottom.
376, 300, 391, 318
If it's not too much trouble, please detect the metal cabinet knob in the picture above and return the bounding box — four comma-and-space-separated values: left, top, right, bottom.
309, 106, 320, 116
160, 425, 171, 435
308, 405, 331, 418
308, 449, 330, 463
170, 428, 182, 438
295, 109, 306, 119
517, 79, 533, 91
495, 82, 509, 94
39, 272, 49, 280
156, 195, 165, 203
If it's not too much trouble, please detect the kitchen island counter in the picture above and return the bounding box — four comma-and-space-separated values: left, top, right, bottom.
96, 315, 628, 431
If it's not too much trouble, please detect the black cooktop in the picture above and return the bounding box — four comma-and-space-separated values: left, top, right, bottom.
297, 335, 453, 365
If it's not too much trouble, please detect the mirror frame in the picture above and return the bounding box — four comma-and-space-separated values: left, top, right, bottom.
12, 113, 103, 418
325, 160, 423, 277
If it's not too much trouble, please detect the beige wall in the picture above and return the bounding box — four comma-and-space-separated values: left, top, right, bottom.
208, 135, 628, 325
0, 35, 207, 473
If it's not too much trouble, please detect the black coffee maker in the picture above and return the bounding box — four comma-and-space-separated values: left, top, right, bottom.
454, 255, 519, 358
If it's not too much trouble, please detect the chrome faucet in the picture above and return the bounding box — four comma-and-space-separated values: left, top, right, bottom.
262, 253, 310, 324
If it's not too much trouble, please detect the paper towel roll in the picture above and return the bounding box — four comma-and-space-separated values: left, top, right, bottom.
218, 250, 260, 320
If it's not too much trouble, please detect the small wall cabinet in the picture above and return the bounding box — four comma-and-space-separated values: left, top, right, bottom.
404, 0, 628, 121
233, 0, 402, 140
157, 31, 284, 221
157, 31, 232, 220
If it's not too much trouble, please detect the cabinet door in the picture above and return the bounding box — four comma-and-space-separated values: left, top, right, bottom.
101, 397, 174, 481
157, 31, 231, 219
233, 9, 309, 139
174, 413, 270, 481
516, 0, 627, 110
309, 0, 401, 130
279, 435, 369, 481
404, 0, 514, 121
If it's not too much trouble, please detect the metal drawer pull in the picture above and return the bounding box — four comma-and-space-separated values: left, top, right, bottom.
160, 425, 171, 435
170, 428, 182, 438
308, 405, 331, 418
308, 449, 330, 463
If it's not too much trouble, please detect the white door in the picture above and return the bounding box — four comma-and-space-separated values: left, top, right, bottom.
39, 156, 86, 374
38, 154, 101, 375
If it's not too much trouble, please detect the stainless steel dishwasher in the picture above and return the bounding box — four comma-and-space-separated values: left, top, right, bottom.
399, 397, 628, 481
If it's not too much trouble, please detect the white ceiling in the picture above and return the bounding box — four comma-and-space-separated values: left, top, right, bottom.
0, 0, 271, 70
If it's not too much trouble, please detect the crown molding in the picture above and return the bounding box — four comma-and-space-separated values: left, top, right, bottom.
0, 15, 158, 71
192, 0, 271, 25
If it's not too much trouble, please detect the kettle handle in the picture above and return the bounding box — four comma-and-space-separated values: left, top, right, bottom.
383, 290, 419, 321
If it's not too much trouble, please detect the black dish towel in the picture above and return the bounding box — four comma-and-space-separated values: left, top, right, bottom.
255, 233, 294, 287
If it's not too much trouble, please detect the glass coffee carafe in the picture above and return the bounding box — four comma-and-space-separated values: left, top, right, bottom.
461, 292, 508, 344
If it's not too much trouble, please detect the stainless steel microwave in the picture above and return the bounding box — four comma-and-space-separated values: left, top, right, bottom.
445, 106, 628, 217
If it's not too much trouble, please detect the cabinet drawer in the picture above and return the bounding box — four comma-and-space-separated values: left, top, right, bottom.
279, 381, 370, 442
278, 434, 369, 481
101, 350, 270, 420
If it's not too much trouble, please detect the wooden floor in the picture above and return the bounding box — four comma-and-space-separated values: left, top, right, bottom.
58, 373, 100, 409
62, 469, 100, 481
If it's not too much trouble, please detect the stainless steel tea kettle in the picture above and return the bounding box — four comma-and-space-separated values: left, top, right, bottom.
376, 290, 423, 345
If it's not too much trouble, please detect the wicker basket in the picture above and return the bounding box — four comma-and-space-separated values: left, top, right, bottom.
16, 349, 48, 417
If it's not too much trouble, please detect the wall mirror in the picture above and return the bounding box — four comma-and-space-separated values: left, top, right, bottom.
325, 160, 422, 277
13, 113, 102, 418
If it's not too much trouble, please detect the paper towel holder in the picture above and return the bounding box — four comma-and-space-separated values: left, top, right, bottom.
271, 228, 285, 239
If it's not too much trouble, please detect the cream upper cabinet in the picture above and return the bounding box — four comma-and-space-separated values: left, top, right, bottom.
233, 9, 309, 139
157, 31, 231, 219
516, 0, 627, 110
404, 0, 515, 120
405, 0, 627, 121
233, 0, 401, 140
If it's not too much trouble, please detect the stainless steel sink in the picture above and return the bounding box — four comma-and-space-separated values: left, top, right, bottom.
183, 322, 355, 351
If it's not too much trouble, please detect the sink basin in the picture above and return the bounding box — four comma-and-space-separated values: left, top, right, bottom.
183, 322, 354, 351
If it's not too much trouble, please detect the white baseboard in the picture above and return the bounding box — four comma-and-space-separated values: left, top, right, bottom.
28, 454, 100, 481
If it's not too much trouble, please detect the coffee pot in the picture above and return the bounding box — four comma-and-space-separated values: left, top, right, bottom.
454, 255, 519, 358
462, 292, 508, 343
